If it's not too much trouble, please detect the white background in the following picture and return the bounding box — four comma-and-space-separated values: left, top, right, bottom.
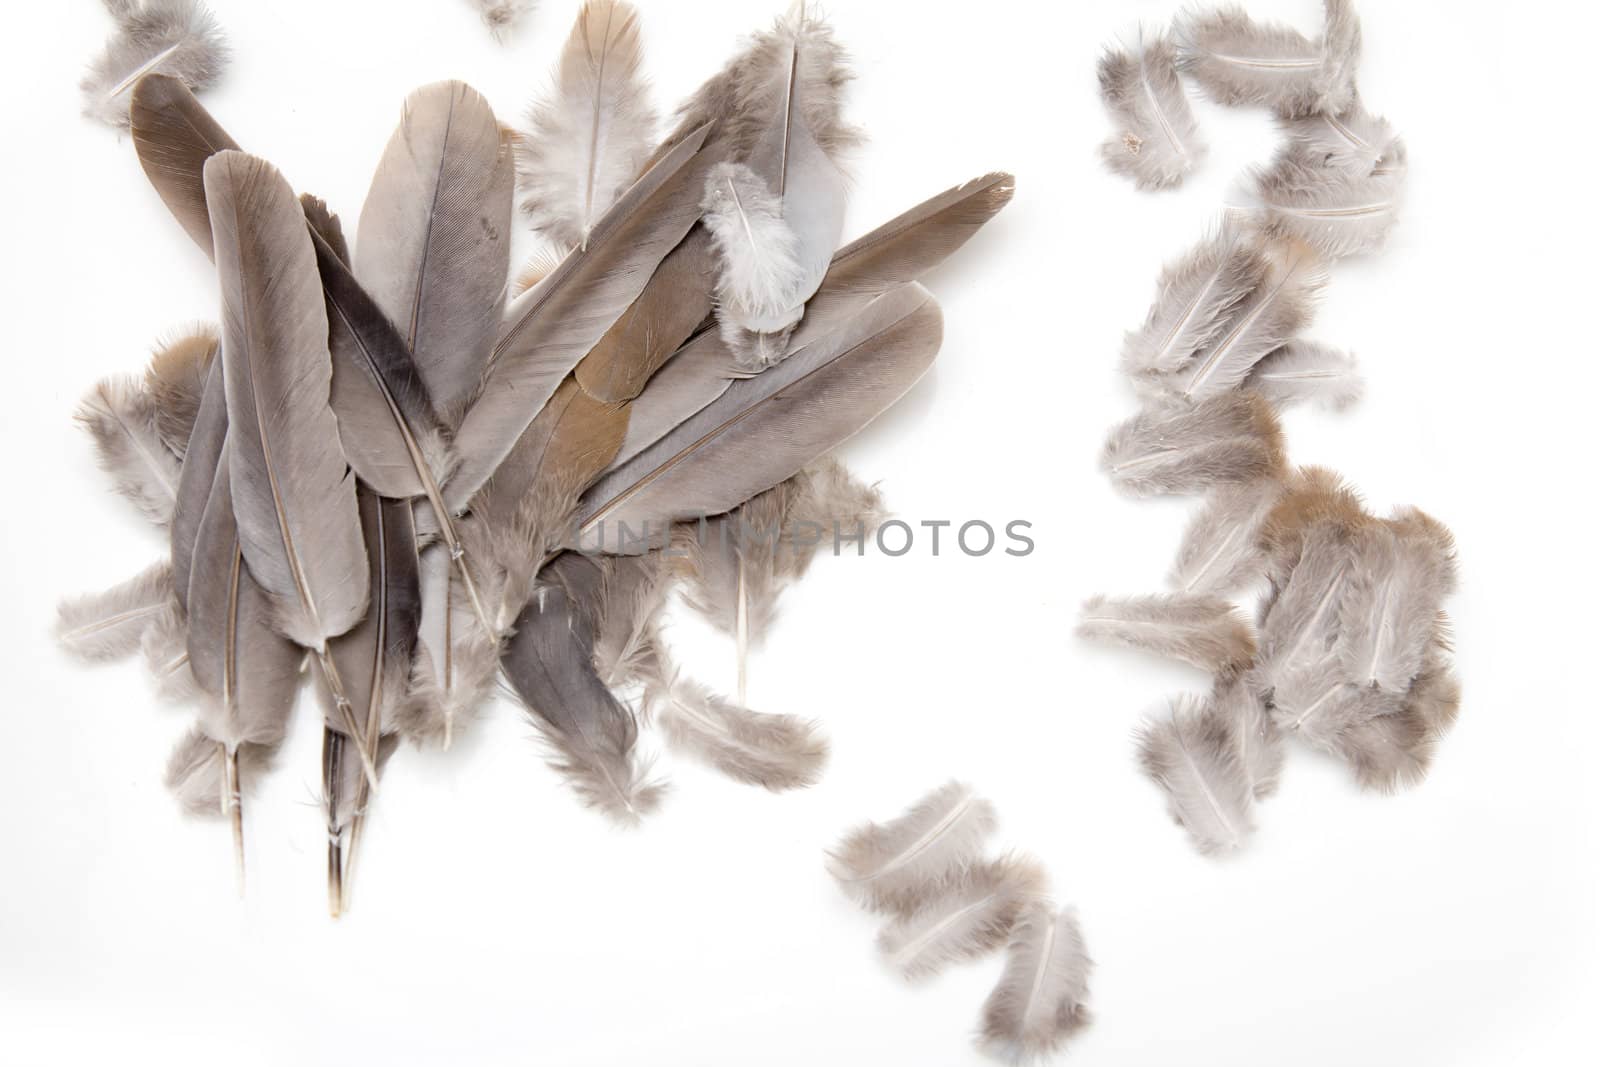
2, 0, 1595, 1064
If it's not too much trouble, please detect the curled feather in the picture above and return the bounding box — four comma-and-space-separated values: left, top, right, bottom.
827, 780, 997, 916
519, 1, 658, 247
81, 0, 229, 128
1077, 593, 1257, 676
978, 902, 1094, 1064
876, 854, 1047, 982
1098, 34, 1205, 190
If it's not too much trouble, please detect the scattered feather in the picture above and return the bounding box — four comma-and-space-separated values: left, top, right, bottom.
469, 0, 535, 40
1098, 34, 1205, 190
877, 854, 1047, 981
827, 781, 998, 915
75, 376, 184, 528
1246, 340, 1364, 410
1138, 696, 1256, 856
56, 562, 173, 662
652, 676, 828, 791
1077, 593, 1257, 675
81, 0, 229, 128
978, 902, 1093, 1064
143, 324, 218, 457
1169, 478, 1283, 596
1176, 0, 1360, 119
1101, 393, 1286, 497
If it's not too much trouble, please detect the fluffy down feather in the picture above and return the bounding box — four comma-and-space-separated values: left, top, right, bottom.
163, 728, 278, 818
978, 902, 1094, 1064
1098, 34, 1205, 190
143, 325, 219, 457
1077, 593, 1258, 676
81, 0, 229, 128
828, 780, 998, 916
1246, 340, 1364, 411
56, 562, 174, 662
651, 676, 828, 791
75, 376, 184, 529
876, 854, 1048, 981
1101, 393, 1286, 497
1176, 0, 1360, 119
1169, 478, 1283, 596
701, 162, 807, 344
1137, 696, 1257, 856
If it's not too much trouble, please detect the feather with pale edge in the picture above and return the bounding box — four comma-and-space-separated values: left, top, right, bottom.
652, 676, 828, 791
1101, 393, 1285, 497
1077, 593, 1257, 675
445, 124, 712, 512
1098, 34, 1205, 191
56, 561, 173, 662
1138, 696, 1255, 856
827, 780, 997, 915
1246, 340, 1363, 410
76, 376, 183, 528
519, 1, 658, 248
1176, 0, 1361, 119
356, 81, 514, 427
82, 0, 229, 128
978, 902, 1093, 1064
877, 854, 1047, 982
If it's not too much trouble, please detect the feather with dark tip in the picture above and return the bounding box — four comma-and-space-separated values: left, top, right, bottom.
129, 73, 239, 257
1246, 340, 1363, 411
75, 376, 183, 528
356, 82, 514, 428
1098, 34, 1205, 191
144, 324, 218, 457
578, 284, 940, 553
651, 676, 828, 791
499, 553, 665, 822
1169, 479, 1283, 596
978, 902, 1093, 1064
446, 124, 714, 511
55, 561, 173, 662
1176, 0, 1361, 119
82, 0, 229, 129
876, 855, 1047, 981
826, 780, 997, 916
1101, 393, 1285, 498
1138, 696, 1256, 856
1077, 593, 1257, 675
518, 1, 658, 248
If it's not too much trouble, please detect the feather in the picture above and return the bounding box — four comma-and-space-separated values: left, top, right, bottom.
1176, 0, 1361, 119
319, 491, 422, 911
827, 781, 997, 916
1264, 654, 1398, 750
978, 902, 1094, 1064
651, 675, 828, 791
1258, 465, 1370, 582
578, 284, 941, 553
396, 541, 501, 749
1119, 228, 1267, 389
144, 324, 219, 457
81, 0, 229, 129
163, 728, 276, 818
876, 854, 1047, 982
469, 0, 535, 40
1168, 478, 1283, 596
130, 73, 240, 258
1280, 106, 1398, 178
320, 729, 401, 914
1246, 340, 1364, 411
1244, 147, 1403, 260
1331, 701, 1433, 793
204, 151, 376, 782
1334, 519, 1457, 692
711, 5, 856, 366
1077, 593, 1256, 675
169, 359, 227, 613
141, 597, 200, 704
356, 82, 515, 427
611, 173, 1012, 467
591, 552, 673, 688
499, 553, 665, 822
445, 123, 713, 512
519, 1, 658, 248
75, 376, 183, 528
1101, 393, 1286, 497
1254, 523, 1356, 685
1098, 34, 1205, 191
183, 458, 304, 882
55, 561, 173, 662
1214, 679, 1285, 799
1155, 238, 1327, 401
1137, 696, 1256, 856
701, 162, 807, 351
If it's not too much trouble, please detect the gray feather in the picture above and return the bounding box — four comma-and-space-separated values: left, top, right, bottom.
1138, 696, 1256, 856
876, 854, 1047, 981
75, 376, 183, 528
1077, 593, 1257, 675
1099, 34, 1205, 191
55, 561, 173, 662
1101, 393, 1285, 497
978, 902, 1094, 1064
1169, 479, 1283, 596
827, 780, 997, 916
1246, 340, 1364, 411
355, 82, 514, 427
1176, 0, 1361, 119
204, 150, 369, 650
144, 324, 219, 457
652, 676, 828, 791
81, 0, 229, 129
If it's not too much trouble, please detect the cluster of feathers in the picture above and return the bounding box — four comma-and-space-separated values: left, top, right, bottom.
1083, 1, 1461, 857
828, 783, 1093, 1064
58, 1, 1014, 914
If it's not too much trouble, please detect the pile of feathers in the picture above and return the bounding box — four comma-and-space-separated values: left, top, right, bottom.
58, 0, 1013, 914
1081, 0, 1461, 855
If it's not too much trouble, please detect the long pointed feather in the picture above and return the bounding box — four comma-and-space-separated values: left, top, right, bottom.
129, 73, 239, 257
169, 359, 227, 612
